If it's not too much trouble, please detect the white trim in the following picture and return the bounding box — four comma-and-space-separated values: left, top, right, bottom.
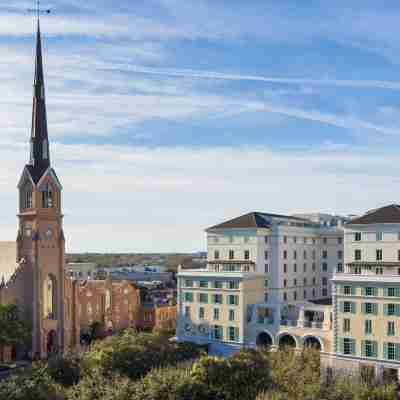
277, 331, 299, 348
302, 334, 325, 352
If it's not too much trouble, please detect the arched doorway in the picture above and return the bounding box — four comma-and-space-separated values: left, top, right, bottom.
278, 334, 297, 349
256, 331, 273, 348
47, 330, 58, 356
303, 336, 322, 351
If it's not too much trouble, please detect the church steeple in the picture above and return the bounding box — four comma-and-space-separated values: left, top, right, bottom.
29, 20, 50, 181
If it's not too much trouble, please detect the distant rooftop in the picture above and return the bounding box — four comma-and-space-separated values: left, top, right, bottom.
348, 204, 400, 225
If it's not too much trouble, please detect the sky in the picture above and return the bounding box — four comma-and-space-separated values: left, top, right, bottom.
1, 1, 400, 252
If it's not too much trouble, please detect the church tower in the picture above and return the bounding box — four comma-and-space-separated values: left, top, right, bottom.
17, 21, 66, 357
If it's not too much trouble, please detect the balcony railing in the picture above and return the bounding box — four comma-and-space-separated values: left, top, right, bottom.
207, 260, 256, 273
257, 316, 274, 325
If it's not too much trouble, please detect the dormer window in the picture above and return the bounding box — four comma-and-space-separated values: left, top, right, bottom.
41, 183, 53, 208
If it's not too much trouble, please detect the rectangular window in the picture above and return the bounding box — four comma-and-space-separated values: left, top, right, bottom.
265, 264, 269, 273
229, 309, 235, 321
376, 249, 383, 261
293, 263, 297, 273
293, 279, 297, 286
244, 250, 250, 260
355, 250, 362, 261
303, 250, 307, 260
283, 250, 287, 259
322, 250, 328, 259
184, 306, 190, 317
264, 236, 268, 243
342, 301, 356, 313
398, 250, 400, 261
303, 263, 307, 273
322, 288, 328, 296
283, 292, 287, 301
384, 303, 400, 316
338, 250, 343, 259
228, 281, 239, 289
322, 262, 328, 272
184, 292, 193, 302
343, 318, 351, 332
184, 280, 193, 287
337, 263, 343, 273
228, 295, 239, 306
388, 321, 396, 336
363, 303, 378, 315
293, 236, 297, 244
283, 236, 287, 244
364, 287, 377, 296
376, 232, 383, 241
385, 287, 400, 297
338, 237, 343, 244
343, 338, 356, 355
264, 251, 268, 260
198, 293, 208, 303
213, 308, 220, 321
323, 237, 327, 244
322, 277, 328, 286
312, 250, 316, 260
229, 250, 235, 260
228, 326, 239, 342
283, 264, 287, 273
212, 294, 223, 304
355, 232, 361, 241
312, 262, 316, 272
214, 250, 219, 260
199, 307, 205, 319
343, 286, 353, 295
211, 325, 223, 340
365, 320, 372, 335
199, 280, 208, 288
362, 340, 377, 358
213, 281, 223, 289
385, 343, 398, 360
293, 250, 297, 260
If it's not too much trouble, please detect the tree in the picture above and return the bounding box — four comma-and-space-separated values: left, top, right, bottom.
0, 304, 30, 347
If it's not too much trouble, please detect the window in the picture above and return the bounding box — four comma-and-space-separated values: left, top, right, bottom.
185, 280, 193, 287
312, 277, 316, 285
264, 236, 268, 243
355, 250, 362, 261
342, 338, 356, 355
385, 287, 400, 297
293, 250, 297, 260
322, 277, 328, 286
283, 236, 287, 244
376, 267, 383, 275
355, 232, 361, 242
293, 291, 297, 300
343, 318, 350, 332
213, 308, 220, 320
388, 321, 396, 336
228, 295, 239, 306
384, 304, 400, 316
365, 320, 372, 335
214, 250, 219, 260
41, 183, 53, 208
322, 250, 328, 259
376, 232, 383, 241
342, 301, 356, 313
198, 293, 208, 303
398, 250, 400, 261
343, 286, 353, 295
293, 279, 297, 286
212, 294, 223, 304
362, 340, 377, 358
213, 281, 223, 289
303, 263, 307, 273
364, 287, 377, 296
211, 325, 223, 340
228, 326, 239, 342
22, 186, 33, 209
184, 306, 190, 317
229, 250, 234, 260
363, 303, 378, 315
303, 250, 307, 259
264, 264, 269, 273
337, 263, 343, 273
303, 290, 307, 299
303, 277, 307, 286
199, 307, 205, 319
312, 250, 316, 260
229, 309, 235, 321
338, 237, 343, 244
283, 250, 287, 259
312, 238, 316, 245
312, 288, 316, 297
283, 264, 287, 273
384, 343, 400, 361
199, 280, 208, 288
322, 262, 328, 272
264, 251, 268, 260
244, 250, 250, 260
283, 279, 287, 288
293, 263, 297, 273
44, 275, 57, 320
376, 249, 383, 261
323, 237, 327, 244
228, 281, 239, 289
283, 292, 287, 301
338, 250, 343, 259
322, 288, 328, 296
184, 292, 193, 302
312, 262, 316, 272
264, 280, 268, 288
293, 236, 297, 244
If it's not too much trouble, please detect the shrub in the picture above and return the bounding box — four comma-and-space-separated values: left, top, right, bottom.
47, 353, 81, 387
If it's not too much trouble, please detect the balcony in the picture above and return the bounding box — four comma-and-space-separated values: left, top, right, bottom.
207, 260, 256, 273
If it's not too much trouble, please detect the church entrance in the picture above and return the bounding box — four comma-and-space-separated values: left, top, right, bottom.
46, 330, 58, 356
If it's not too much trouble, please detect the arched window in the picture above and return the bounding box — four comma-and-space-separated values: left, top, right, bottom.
41, 183, 53, 208
21, 183, 33, 209
44, 275, 57, 320
105, 289, 111, 312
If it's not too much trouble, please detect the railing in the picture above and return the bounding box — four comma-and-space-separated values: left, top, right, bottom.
280, 319, 297, 327
257, 316, 274, 325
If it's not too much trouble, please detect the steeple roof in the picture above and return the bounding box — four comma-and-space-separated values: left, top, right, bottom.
28, 21, 50, 183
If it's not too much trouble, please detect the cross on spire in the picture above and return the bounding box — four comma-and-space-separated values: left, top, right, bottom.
28, 0, 51, 23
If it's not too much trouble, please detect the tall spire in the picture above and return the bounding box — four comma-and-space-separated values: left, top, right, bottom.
29, 20, 50, 177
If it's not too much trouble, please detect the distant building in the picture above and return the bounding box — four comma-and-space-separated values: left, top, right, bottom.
67, 262, 98, 280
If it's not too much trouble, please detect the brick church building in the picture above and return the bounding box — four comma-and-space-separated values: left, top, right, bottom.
0, 20, 176, 360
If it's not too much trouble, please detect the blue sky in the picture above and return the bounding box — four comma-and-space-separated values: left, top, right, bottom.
1, 0, 400, 252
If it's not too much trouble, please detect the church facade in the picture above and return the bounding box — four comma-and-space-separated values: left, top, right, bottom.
0, 22, 80, 358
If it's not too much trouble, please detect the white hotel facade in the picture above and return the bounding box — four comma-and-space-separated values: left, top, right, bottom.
177, 205, 400, 381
